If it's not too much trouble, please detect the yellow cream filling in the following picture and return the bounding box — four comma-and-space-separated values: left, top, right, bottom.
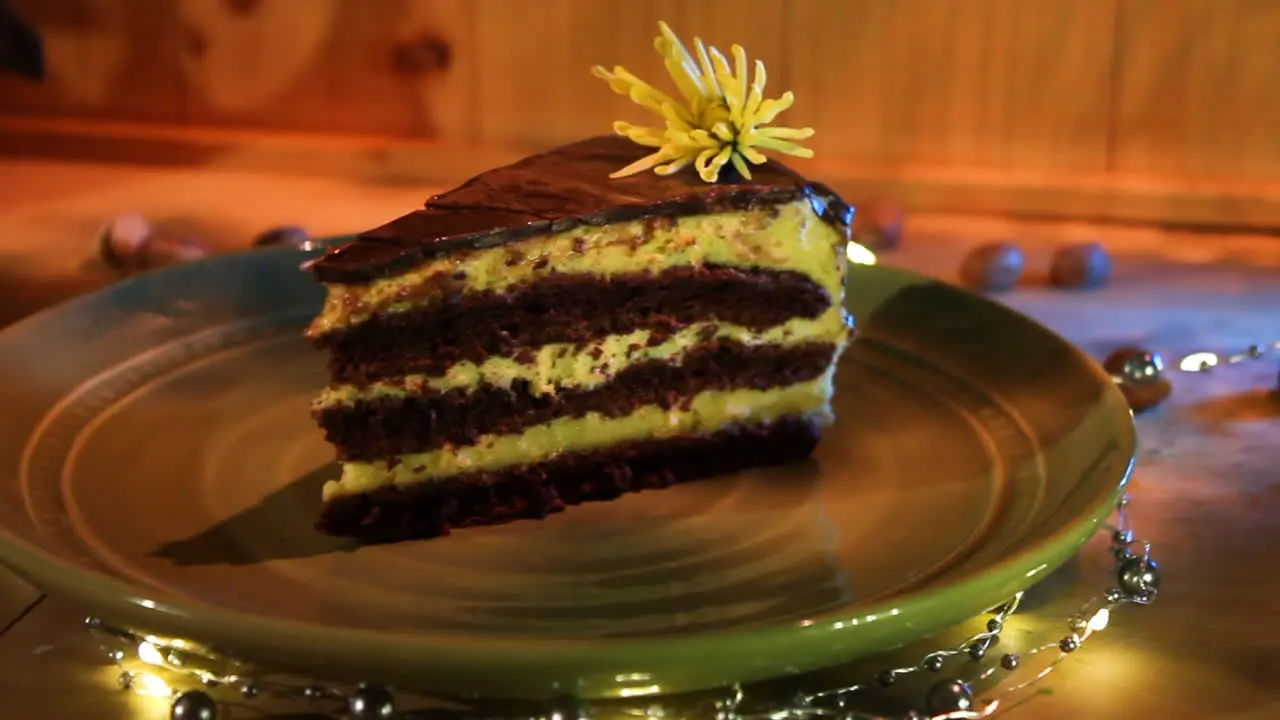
322, 372, 836, 501
315, 306, 848, 406
309, 199, 847, 336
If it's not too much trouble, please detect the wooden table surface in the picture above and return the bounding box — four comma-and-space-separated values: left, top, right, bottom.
0, 157, 1276, 719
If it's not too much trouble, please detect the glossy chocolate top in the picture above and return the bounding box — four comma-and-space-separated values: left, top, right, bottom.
307, 135, 854, 284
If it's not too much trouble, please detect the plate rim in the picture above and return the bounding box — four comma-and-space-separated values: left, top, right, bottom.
0, 246, 1137, 698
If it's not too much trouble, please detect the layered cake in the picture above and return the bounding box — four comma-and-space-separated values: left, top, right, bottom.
304, 23, 858, 542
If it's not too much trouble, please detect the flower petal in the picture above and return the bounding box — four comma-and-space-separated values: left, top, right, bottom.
697, 145, 735, 183
609, 147, 678, 178
756, 126, 816, 140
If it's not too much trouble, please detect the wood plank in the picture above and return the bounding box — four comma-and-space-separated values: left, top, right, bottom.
0, 150, 437, 329
176, 0, 344, 131
1, 117, 1277, 231
0, 0, 184, 122
382, 0, 476, 140
175, 0, 472, 138
787, 0, 1119, 172
471, 0, 789, 149
1111, 0, 1280, 181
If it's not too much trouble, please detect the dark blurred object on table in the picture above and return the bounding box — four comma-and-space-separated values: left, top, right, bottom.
1050, 242, 1113, 290
1103, 346, 1172, 414
97, 213, 210, 273
959, 241, 1025, 293
851, 200, 904, 251
0, 1, 43, 81
253, 225, 315, 250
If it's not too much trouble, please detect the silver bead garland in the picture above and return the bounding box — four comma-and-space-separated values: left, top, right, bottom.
81, 338, 1277, 719
81, 489, 1157, 720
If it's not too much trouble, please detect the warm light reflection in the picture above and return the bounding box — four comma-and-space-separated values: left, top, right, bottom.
137, 641, 165, 666
132, 672, 171, 697
1179, 352, 1219, 372
617, 685, 662, 697
846, 241, 878, 266
1087, 607, 1111, 633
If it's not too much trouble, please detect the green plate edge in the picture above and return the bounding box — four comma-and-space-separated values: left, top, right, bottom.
0, 241, 1136, 700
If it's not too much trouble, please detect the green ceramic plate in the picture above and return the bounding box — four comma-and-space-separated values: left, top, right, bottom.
0, 244, 1134, 700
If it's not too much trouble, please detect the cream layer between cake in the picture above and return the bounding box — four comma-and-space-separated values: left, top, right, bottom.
321, 368, 838, 501
314, 306, 848, 407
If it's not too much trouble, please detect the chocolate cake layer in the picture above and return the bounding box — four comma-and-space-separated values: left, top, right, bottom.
319, 265, 832, 384
316, 340, 836, 461
307, 135, 854, 284
317, 416, 822, 542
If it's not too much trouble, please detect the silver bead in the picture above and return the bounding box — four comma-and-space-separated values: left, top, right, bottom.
922, 655, 945, 672
925, 679, 974, 715
301, 685, 327, 701
84, 616, 102, 629
967, 640, 990, 660
1104, 347, 1166, 385
1111, 529, 1134, 546
348, 684, 395, 719
986, 617, 1003, 633
1000, 653, 1020, 670
106, 649, 125, 663
116, 671, 135, 690
1059, 635, 1081, 653
875, 670, 897, 687
1114, 547, 1136, 562
171, 690, 218, 720
1118, 557, 1161, 601
1247, 344, 1265, 358
238, 682, 259, 699
1069, 616, 1088, 632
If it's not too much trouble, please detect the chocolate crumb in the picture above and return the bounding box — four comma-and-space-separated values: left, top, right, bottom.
533, 257, 550, 271
572, 237, 588, 253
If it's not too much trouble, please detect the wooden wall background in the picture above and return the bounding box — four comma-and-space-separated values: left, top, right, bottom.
0, 0, 1277, 230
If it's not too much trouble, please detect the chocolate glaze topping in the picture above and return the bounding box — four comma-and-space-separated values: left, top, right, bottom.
307, 135, 855, 284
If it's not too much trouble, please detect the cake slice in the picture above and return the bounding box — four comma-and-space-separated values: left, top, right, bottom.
304, 24, 857, 542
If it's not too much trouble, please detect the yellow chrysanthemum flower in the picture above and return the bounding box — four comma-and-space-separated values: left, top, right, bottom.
592, 22, 815, 183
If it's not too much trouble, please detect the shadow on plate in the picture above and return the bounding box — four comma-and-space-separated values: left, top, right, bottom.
149, 463, 359, 566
